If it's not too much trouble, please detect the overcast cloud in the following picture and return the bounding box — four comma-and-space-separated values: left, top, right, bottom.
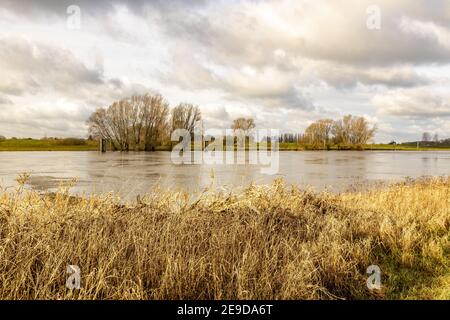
0, 0, 449, 141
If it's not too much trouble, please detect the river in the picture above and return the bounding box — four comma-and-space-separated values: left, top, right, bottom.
1, 151, 449, 200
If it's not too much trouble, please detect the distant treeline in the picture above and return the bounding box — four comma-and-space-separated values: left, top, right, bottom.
401, 139, 450, 148
278, 115, 377, 150
86, 94, 380, 151
0, 136, 89, 145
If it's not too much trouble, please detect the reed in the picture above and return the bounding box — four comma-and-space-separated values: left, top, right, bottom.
0, 175, 448, 299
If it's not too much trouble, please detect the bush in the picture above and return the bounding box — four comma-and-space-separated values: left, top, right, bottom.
0, 135, 6, 142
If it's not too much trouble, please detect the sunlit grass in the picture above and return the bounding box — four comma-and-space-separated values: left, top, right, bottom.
0, 176, 448, 299
0, 138, 98, 151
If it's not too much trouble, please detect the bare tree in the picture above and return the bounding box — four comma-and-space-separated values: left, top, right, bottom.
87, 94, 169, 151
88, 107, 120, 150
231, 118, 256, 136
231, 117, 256, 147
108, 99, 132, 151
142, 95, 169, 151
303, 119, 333, 149
332, 115, 353, 146
433, 133, 439, 143
351, 116, 377, 146
171, 103, 202, 135
332, 115, 376, 149
422, 132, 431, 142
129, 95, 146, 150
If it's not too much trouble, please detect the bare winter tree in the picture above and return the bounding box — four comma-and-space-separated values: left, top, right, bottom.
351, 116, 377, 146
433, 133, 439, 143
303, 119, 334, 149
171, 103, 202, 135
87, 94, 169, 151
88, 107, 120, 150
142, 95, 169, 151
422, 132, 431, 142
231, 118, 256, 136
108, 99, 132, 151
129, 95, 146, 150
332, 115, 353, 146
332, 115, 376, 149
231, 117, 256, 147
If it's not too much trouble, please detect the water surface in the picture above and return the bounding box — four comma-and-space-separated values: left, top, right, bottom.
1, 151, 449, 200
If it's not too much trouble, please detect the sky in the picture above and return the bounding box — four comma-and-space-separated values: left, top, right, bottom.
0, 0, 449, 142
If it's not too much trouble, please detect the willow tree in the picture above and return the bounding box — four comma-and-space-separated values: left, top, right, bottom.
231, 118, 255, 136
171, 103, 202, 134
87, 94, 169, 151
303, 119, 334, 149
332, 115, 376, 149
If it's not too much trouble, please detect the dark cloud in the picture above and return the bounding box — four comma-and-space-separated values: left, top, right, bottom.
0, 0, 206, 17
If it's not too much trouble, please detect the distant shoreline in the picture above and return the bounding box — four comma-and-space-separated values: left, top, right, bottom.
2, 147, 450, 152
2, 138, 450, 152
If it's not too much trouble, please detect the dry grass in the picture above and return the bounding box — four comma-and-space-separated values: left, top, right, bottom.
0, 176, 448, 300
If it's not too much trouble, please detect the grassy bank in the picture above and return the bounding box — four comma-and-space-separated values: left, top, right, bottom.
0, 138, 98, 151
1, 139, 450, 152
365, 144, 450, 151
0, 177, 448, 300
283, 143, 450, 151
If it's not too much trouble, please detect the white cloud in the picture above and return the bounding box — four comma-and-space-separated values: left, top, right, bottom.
0, 0, 449, 140
400, 16, 450, 50
373, 88, 450, 117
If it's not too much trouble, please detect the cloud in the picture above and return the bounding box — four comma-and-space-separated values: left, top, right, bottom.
0, 37, 102, 96
0, 36, 154, 137
300, 61, 430, 88
140, 0, 444, 117
0, 95, 12, 105
0, 102, 93, 137
0, 36, 153, 102
373, 88, 450, 118
151, 0, 450, 67
0, 0, 450, 140
400, 16, 450, 50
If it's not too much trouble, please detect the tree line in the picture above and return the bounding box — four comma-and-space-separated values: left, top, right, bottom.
271, 116, 377, 150
87, 94, 377, 151
300, 115, 377, 150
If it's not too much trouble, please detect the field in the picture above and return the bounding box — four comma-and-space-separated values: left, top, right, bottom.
0, 176, 448, 299
0, 138, 98, 151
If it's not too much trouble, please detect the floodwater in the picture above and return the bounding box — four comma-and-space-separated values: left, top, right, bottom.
1, 151, 450, 200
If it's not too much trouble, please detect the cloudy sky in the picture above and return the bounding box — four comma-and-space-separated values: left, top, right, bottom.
0, 0, 449, 142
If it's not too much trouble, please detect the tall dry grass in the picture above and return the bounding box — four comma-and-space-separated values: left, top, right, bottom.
0, 176, 448, 299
